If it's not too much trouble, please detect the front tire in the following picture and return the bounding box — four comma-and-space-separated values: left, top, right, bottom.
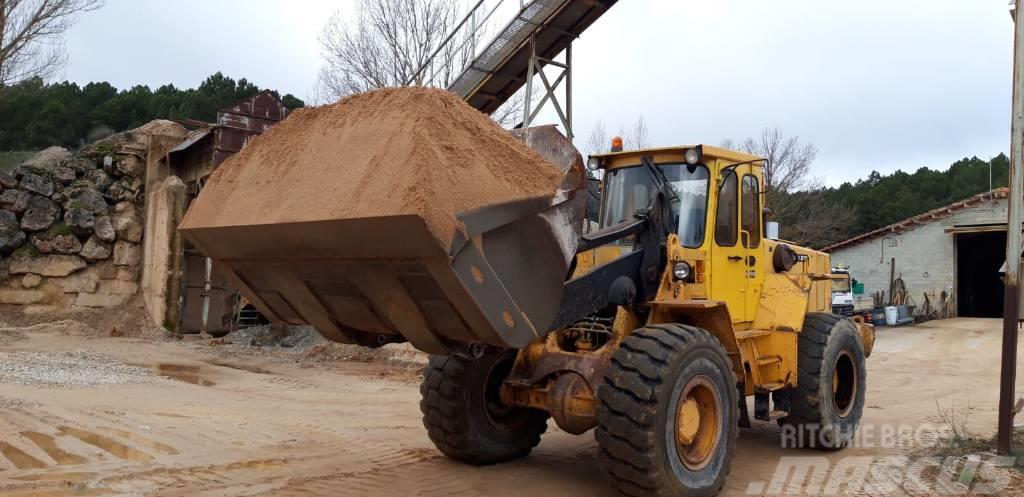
780, 313, 866, 449
420, 350, 548, 465
596, 324, 738, 497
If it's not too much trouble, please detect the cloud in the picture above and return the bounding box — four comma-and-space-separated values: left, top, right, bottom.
62, 0, 1012, 185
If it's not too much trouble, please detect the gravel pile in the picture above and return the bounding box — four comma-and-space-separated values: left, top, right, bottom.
0, 350, 153, 387
214, 325, 425, 365
222, 325, 326, 353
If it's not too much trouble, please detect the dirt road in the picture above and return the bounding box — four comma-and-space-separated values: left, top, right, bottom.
0, 318, 1019, 496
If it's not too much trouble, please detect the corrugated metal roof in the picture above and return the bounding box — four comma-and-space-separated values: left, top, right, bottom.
823, 188, 1009, 253
169, 129, 212, 155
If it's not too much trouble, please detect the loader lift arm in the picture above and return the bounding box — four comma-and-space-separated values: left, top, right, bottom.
550, 157, 676, 331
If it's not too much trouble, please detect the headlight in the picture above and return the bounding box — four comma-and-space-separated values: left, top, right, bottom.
684, 148, 701, 165
673, 262, 692, 281
587, 157, 601, 171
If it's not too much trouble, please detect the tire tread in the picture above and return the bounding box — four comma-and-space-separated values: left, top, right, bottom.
420, 353, 547, 465
780, 313, 865, 449
596, 324, 738, 497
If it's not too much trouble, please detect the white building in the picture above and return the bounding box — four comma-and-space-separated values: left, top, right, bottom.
825, 189, 1008, 319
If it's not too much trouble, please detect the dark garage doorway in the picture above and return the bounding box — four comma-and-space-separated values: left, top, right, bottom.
957, 230, 1007, 318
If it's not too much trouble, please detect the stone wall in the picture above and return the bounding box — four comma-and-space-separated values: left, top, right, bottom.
0, 121, 187, 311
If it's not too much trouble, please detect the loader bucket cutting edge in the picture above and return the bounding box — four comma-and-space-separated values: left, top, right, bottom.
182, 193, 583, 354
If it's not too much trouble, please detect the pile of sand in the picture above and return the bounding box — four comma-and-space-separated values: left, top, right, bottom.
134, 119, 188, 139
180, 87, 563, 246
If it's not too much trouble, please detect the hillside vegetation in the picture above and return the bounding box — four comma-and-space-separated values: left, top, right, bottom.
791, 154, 1009, 247
0, 72, 304, 152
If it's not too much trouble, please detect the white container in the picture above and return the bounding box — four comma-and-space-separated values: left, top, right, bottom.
884, 306, 899, 326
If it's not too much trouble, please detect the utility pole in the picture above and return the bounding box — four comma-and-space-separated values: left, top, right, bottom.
998, 0, 1024, 455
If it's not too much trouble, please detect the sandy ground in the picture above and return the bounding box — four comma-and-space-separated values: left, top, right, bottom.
0, 317, 1021, 496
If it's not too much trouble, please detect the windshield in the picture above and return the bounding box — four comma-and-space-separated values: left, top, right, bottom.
832, 276, 851, 293
600, 163, 710, 248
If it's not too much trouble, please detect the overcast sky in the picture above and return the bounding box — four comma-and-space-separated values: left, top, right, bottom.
62, 0, 1013, 186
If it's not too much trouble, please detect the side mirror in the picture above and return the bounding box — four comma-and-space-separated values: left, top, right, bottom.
766, 221, 780, 240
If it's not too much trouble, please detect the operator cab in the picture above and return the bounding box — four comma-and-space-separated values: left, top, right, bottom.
588, 144, 763, 248
586, 144, 767, 247
830, 266, 855, 316
589, 142, 765, 242
584, 141, 776, 324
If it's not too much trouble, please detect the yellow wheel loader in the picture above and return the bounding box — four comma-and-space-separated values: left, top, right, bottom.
182, 127, 874, 497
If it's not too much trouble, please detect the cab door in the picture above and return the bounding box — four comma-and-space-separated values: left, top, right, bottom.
709, 168, 748, 322
740, 173, 766, 319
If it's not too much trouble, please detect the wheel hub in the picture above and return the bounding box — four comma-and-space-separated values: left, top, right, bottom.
832, 350, 858, 418
674, 375, 721, 471
676, 399, 701, 444
483, 354, 516, 427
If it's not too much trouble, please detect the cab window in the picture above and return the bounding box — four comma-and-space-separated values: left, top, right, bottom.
715, 172, 738, 246
741, 175, 760, 248
670, 165, 709, 248
600, 163, 710, 248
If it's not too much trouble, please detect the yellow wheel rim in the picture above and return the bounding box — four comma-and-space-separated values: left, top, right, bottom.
675, 375, 721, 470
832, 350, 857, 418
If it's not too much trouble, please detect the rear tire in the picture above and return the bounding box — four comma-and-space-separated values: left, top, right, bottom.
596, 324, 738, 497
420, 350, 548, 465
780, 313, 866, 449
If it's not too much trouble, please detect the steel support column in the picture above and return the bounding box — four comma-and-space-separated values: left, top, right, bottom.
566, 43, 573, 138
521, 34, 574, 139
523, 34, 536, 129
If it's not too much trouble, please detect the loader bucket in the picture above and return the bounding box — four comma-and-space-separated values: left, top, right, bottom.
181, 125, 585, 355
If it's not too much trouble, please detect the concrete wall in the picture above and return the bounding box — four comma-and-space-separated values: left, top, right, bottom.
141, 176, 187, 328
829, 196, 1007, 316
